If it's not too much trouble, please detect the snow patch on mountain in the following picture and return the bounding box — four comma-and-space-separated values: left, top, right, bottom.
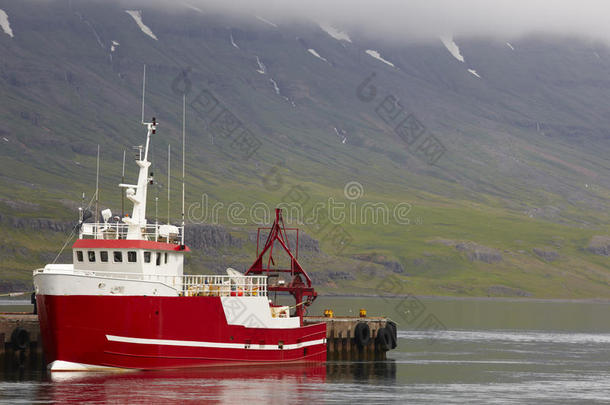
230, 33, 239, 49
125, 10, 158, 41
307, 49, 327, 62
334, 127, 347, 144
0, 9, 13, 38
269, 78, 280, 95
440, 36, 464, 62
255, 56, 266, 74
267, 78, 294, 106
319, 23, 351, 43
506, 42, 515, 51
111, 40, 120, 52
182, 2, 203, 13
365, 50, 395, 67
468, 69, 481, 78
256, 16, 277, 28
262, 77, 295, 106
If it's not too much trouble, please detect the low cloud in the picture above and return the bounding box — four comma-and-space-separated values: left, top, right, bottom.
139, 0, 610, 43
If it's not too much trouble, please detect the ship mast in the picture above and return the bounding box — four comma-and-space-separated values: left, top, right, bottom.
120, 119, 156, 240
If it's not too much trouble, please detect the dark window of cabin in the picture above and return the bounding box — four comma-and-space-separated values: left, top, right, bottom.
76, 251, 83, 262
164, 252, 168, 264
144, 252, 151, 263
114, 251, 122, 263
100, 251, 108, 262
88, 251, 96, 262
128, 251, 137, 263
156, 252, 161, 266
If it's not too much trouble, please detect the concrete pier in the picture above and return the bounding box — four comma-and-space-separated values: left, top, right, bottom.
0, 314, 41, 352
0, 313, 44, 370
304, 316, 397, 360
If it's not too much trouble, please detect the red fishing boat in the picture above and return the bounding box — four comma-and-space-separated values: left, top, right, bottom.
33, 116, 326, 371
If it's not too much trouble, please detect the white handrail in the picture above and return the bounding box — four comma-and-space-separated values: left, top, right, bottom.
79, 222, 184, 244
33, 269, 267, 297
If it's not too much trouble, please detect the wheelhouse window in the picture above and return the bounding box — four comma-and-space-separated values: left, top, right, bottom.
144, 252, 151, 263
88, 251, 96, 262
156, 252, 161, 266
76, 251, 83, 262
100, 251, 108, 262
113, 251, 123, 263
128, 251, 137, 263
164, 253, 168, 264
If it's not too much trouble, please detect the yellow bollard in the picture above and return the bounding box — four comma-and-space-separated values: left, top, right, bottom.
324, 309, 334, 318
359, 308, 366, 318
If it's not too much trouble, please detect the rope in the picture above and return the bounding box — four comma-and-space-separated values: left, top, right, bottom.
288, 300, 307, 310
51, 192, 96, 264
0, 291, 33, 297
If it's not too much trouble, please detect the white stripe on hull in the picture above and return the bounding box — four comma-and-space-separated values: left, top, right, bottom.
106, 335, 326, 350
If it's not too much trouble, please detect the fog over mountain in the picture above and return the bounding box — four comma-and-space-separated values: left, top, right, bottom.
130, 0, 610, 42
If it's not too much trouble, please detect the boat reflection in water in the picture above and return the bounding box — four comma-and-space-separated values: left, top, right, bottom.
45, 361, 396, 403
48, 363, 327, 403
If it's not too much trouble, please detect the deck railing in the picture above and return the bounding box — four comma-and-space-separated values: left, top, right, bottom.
34, 269, 267, 297
79, 222, 184, 244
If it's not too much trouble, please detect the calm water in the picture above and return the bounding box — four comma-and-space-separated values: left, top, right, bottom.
2, 296, 610, 404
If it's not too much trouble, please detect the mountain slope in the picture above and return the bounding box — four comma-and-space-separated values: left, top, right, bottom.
0, 0, 609, 297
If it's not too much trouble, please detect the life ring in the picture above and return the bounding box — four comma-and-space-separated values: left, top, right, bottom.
386, 321, 398, 349
375, 326, 392, 351
11, 327, 29, 351
354, 322, 371, 348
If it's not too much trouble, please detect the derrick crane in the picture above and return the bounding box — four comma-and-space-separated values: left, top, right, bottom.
245, 208, 317, 322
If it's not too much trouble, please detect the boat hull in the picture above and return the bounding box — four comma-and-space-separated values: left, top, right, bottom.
37, 294, 327, 370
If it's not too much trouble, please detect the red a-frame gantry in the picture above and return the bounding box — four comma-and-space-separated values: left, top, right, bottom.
245, 208, 317, 321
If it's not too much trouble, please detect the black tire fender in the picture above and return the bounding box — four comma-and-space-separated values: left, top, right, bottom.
354, 322, 371, 348
386, 321, 398, 349
11, 327, 29, 351
376, 326, 392, 351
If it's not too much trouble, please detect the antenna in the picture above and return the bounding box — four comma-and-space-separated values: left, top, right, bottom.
95, 145, 100, 227
121, 149, 126, 217
155, 196, 159, 241
141, 65, 146, 124
80, 192, 85, 224
167, 144, 171, 224
155, 196, 159, 224
181, 94, 186, 244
